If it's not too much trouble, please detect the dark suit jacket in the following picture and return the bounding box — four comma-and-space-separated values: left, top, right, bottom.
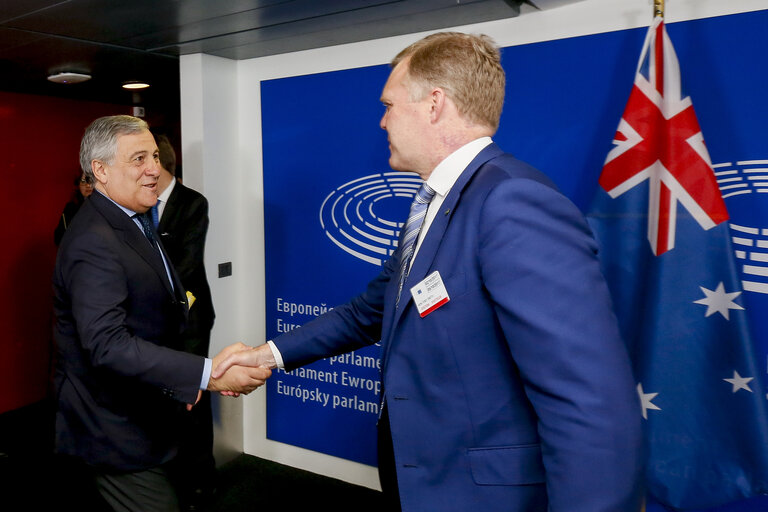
52, 191, 205, 471
54, 197, 85, 246
274, 144, 643, 511
157, 182, 215, 356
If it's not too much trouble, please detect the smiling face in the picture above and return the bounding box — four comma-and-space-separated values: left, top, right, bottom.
93, 129, 160, 213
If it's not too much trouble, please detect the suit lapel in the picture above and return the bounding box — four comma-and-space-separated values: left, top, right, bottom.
90, 193, 178, 299
390, 143, 503, 327
157, 184, 182, 235
154, 186, 189, 305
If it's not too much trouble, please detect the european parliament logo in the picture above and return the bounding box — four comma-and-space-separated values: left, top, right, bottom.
319, 172, 421, 266
318, 160, 768, 292
715, 159, 768, 295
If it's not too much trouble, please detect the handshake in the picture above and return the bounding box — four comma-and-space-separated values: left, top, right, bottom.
206, 342, 277, 397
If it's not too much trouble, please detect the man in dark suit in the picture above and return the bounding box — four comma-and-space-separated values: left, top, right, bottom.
215, 33, 643, 511
152, 134, 218, 510
53, 115, 270, 512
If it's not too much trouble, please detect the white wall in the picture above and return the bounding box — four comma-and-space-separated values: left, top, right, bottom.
180, 53, 251, 465
181, 0, 768, 489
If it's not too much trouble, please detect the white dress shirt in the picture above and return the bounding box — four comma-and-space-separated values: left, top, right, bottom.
155, 176, 176, 222
410, 136, 492, 266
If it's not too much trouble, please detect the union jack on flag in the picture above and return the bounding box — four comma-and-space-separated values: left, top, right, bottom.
599, 16, 728, 255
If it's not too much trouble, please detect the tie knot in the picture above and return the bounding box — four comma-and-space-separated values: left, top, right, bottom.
416, 182, 435, 204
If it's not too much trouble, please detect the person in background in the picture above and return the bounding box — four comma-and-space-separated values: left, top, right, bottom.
151, 133, 217, 511
54, 172, 93, 245
214, 32, 643, 512
53, 115, 269, 512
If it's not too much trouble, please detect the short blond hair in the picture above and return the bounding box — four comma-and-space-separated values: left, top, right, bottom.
392, 32, 505, 132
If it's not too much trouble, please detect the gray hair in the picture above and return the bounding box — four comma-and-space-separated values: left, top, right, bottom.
80, 115, 149, 182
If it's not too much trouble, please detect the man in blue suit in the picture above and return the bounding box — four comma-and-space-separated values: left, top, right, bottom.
216, 32, 643, 511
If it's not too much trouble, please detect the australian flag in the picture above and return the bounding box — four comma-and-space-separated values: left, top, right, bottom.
588, 16, 768, 510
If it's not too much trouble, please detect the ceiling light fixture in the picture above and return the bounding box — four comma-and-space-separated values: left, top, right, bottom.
122, 81, 150, 90
47, 72, 92, 84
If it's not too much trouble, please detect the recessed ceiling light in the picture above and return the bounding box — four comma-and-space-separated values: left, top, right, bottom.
122, 81, 150, 90
47, 72, 92, 84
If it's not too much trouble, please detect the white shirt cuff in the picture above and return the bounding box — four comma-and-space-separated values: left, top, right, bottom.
267, 340, 285, 369
201, 357, 212, 390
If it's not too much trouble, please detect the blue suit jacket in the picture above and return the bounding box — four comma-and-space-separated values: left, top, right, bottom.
53, 191, 205, 471
275, 144, 643, 511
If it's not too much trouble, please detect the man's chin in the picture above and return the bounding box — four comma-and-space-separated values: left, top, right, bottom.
388, 160, 416, 175
388, 157, 404, 172
140, 196, 158, 211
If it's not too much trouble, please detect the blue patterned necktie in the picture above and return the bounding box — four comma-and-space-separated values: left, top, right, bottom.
135, 212, 175, 291
396, 182, 436, 306
136, 212, 156, 245
150, 203, 160, 228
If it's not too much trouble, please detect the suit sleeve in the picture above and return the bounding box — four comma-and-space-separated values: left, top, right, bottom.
63, 230, 204, 404
477, 178, 643, 512
273, 251, 398, 370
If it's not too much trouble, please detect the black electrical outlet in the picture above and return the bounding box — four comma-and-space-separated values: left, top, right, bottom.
218, 262, 232, 278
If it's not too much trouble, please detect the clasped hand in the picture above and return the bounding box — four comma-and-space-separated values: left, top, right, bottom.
207, 342, 275, 397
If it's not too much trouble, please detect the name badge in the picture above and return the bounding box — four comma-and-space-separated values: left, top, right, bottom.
410, 271, 450, 318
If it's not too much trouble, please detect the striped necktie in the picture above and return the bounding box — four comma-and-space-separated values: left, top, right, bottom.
396, 182, 436, 306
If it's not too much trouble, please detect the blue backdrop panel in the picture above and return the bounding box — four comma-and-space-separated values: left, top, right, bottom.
262, 65, 395, 466
261, 9, 768, 508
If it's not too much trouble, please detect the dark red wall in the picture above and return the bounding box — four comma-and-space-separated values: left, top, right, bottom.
0, 91, 145, 414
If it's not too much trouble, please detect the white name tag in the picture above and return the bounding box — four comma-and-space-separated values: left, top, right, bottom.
410, 270, 450, 318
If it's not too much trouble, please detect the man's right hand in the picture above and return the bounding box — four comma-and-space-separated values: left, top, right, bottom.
212, 343, 277, 381
207, 343, 272, 395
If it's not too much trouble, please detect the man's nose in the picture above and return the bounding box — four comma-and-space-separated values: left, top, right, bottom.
147, 158, 160, 175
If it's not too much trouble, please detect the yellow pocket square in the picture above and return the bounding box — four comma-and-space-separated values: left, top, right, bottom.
186, 291, 196, 309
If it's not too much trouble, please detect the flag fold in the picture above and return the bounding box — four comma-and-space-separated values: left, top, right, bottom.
588, 16, 768, 510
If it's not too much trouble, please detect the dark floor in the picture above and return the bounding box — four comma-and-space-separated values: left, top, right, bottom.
0, 400, 388, 511
208, 453, 388, 512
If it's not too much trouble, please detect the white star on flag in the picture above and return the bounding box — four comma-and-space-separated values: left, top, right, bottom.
693, 282, 744, 320
724, 371, 754, 393
637, 382, 661, 420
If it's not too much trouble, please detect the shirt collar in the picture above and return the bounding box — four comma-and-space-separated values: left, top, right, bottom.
96, 190, 137, 217
157, 177, 176, 203
426, 137, 493, 197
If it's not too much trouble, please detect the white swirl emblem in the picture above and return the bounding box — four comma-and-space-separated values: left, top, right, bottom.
715, 159, 768, 294
320, 172, 422, 266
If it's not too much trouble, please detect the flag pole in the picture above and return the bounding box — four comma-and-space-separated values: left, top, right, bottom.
654, 0, 664, 18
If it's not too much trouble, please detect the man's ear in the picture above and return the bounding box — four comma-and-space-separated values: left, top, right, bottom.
92, 160, 107, 184
429, 87, 446, 123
